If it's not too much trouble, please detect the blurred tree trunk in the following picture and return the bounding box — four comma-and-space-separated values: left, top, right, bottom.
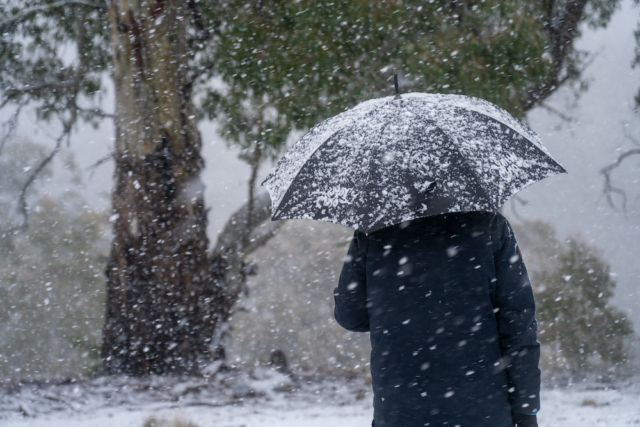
102, 0, 221, 375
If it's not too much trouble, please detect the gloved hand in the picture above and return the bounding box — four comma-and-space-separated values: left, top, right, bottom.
511, 411, 538, 427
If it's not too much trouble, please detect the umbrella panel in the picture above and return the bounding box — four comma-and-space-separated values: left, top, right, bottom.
270, 98, 565, 233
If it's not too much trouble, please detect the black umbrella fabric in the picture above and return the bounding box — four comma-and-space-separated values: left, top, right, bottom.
262, 93, 565, 233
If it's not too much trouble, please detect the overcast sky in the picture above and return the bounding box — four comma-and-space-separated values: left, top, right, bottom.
515, 0, 640, 325
4, 1, 640, 325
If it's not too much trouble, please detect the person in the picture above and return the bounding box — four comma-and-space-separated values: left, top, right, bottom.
334, 212, 540, 427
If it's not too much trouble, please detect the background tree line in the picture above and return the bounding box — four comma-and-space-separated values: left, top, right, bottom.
0, 0, 632, 377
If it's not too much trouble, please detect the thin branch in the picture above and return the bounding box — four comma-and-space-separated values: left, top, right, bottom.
452, 0, 481, 37
554, 0, 589, 52
245, 138, 263, 247
0, 103, 24, 157
17, 127, 70, 230
509, 194, 529, 222
0, 0, 106, 30
1, 83, 69, 108
521, 0, 592, 112
600, 148, 640, 211
539, 102, 577, 123
77, 106, 114, 119
86, 153, 114, 179
184, 60, 216, 93
542, 0, 556, 33
8, 1, 94, 231
523, 47, 601, 113
622, 127, 640, 147
187, 0, 211, 43
243, 220, 284, 256
213, 191, 274, 258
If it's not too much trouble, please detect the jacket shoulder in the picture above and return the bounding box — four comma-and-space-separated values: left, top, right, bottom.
488, 212, 516, 253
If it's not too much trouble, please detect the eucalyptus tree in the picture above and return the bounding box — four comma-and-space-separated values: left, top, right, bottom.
205, 0, 621, 194
1, 0, 244, 375
0, 0, 621, 376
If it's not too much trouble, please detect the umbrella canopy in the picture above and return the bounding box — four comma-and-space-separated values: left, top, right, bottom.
262, 93, 566, 233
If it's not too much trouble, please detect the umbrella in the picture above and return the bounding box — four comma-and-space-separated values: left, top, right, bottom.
262, 92, 566, 233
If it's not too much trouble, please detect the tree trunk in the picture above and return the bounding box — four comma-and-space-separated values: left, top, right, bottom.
102, 0, 222, 375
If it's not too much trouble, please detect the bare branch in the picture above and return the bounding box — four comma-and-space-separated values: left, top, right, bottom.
554, 0, 589, 54
622, 127, 640, 147
600, 148, 640, 211
17, 128, 70, 230
523, 48, 601, 113
521, 0, 591, 112
542, 0, 556, 33
15, 5, 92, 229
187, 0, 211, 43
78, 106, 114, 119
86, 153, 113, 179
245, 139, 263, 247
539, 102, 577, 123
210, 190, 280, 306
0, 0, 106, 30
509, 194, 529, 222
213, 191, 274, 258
0, 83, 68, 109
452, 0, 481, 37
0, 103, 24, 157
184, 61, 216, 93
243, 220, 284, 256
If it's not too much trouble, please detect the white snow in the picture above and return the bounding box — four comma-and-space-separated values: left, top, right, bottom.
2, 371, 640, 427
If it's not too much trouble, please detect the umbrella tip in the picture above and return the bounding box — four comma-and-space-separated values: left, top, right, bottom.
393, 68, 401, 99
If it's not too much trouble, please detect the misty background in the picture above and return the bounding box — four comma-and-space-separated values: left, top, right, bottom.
2, 0, 639, 374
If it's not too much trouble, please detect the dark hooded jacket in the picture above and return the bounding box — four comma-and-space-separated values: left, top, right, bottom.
334, 212, 540, 427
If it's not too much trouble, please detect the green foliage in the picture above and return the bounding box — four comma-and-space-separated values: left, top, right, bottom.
0, 140, 109, 377
0, 0, 110, 126
203, 0, 620, 164
0, 0, 622, 164
514, 221, 633, 369
536, 239, 633, 367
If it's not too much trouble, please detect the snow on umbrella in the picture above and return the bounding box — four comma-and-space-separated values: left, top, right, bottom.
262, 93, 566, 233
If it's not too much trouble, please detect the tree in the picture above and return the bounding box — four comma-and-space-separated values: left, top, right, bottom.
600, 7, 640, 210
99, 0, 212, 375
0, 0, 279, 375
0, 140, 107, 377
0, 0, 622, 375
204, 0, 621, 180
514, 221, 633, 369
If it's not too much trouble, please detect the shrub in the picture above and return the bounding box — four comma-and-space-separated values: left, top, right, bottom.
514, 221, 633, 369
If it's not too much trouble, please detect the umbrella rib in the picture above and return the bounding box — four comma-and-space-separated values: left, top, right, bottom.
361, 117, 390, 231
447, 110, 562, 210
478, 115, 566, 207
409, 96, 543, 154
453, 135, 495, 211
270, 127, 343, 216
433, 107, 496, 211
273, 98, 394, 217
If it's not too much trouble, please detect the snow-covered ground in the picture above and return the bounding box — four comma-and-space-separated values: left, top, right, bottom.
2, 368, 639, 427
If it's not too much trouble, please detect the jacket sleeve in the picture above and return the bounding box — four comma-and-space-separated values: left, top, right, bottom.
334, 231, 370, 332
490, 214, 541, 415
